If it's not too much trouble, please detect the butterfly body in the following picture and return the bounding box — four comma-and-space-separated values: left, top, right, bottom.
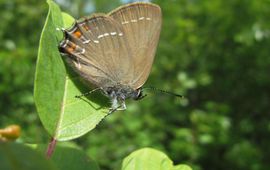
102, 85, 142, 110
59, 2, 162, 112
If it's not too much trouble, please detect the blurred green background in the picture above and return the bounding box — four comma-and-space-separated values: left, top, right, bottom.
1, 0, 270, 169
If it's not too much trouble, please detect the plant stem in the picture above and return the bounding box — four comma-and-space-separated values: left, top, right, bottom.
46, 137, 57, 158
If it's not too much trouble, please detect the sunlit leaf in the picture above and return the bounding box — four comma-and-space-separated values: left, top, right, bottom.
34, 0, 108, 141
121, 148, 192, 170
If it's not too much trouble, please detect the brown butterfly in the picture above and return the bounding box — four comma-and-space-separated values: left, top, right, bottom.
59, 2, 162, 113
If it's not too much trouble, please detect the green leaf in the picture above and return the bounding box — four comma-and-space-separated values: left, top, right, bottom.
121, 148, 192, 170
34, 0, 108, 141
172, 165, 193, 170
0, 142, 57, 170
62, 12, 75, 28
34, 143, 100, 170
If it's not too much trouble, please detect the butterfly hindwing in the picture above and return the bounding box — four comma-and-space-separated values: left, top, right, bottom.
109, 3, 162, 89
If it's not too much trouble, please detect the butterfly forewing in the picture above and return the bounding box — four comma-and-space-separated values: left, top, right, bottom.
109, 3, 162, 89
60, 15, 134, 87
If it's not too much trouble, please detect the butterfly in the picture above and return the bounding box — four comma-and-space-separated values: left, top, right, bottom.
59, 2, 162, 113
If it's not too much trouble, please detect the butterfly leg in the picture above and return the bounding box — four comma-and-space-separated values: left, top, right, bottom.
75, 88, 101, 98
117, 102, 126, 111
108, 107, 119, 114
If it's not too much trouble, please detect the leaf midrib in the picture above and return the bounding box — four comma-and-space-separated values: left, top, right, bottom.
54, 76, 69, 139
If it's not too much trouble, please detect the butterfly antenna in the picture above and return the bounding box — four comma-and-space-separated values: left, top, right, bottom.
142, 86, 184, 98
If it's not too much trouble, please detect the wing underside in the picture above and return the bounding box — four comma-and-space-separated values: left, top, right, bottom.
59, 15, 134, 87
109, 3, 162, 89
59, 2, 162, 89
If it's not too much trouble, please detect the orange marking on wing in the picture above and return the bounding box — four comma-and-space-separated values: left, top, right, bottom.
66, 42, 77, 53
73, 30, 82, 38
70, 42, 76, 49
67, 47, 74, 53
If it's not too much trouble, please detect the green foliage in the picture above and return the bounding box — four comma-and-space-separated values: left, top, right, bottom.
34, 143, 100, 170
122, 148, 191, 170
0, 142, 100, 170
0, 143, 190, 170
34, 0, 108, 141
0, 142, 57, 170
0, 0, 48, 142
1, 0, 270, 170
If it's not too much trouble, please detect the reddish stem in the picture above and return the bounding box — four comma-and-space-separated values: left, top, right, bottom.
46, 137, 57, 158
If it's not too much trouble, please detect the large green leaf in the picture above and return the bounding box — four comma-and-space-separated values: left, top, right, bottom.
34, 0, 108, 141
121, 148, 192, 170
0, 142, 57, 170
34, 143, 100, 170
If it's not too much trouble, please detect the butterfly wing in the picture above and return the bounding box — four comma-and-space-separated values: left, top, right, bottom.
59, 15, 134, 88
109, 2, 162, 89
